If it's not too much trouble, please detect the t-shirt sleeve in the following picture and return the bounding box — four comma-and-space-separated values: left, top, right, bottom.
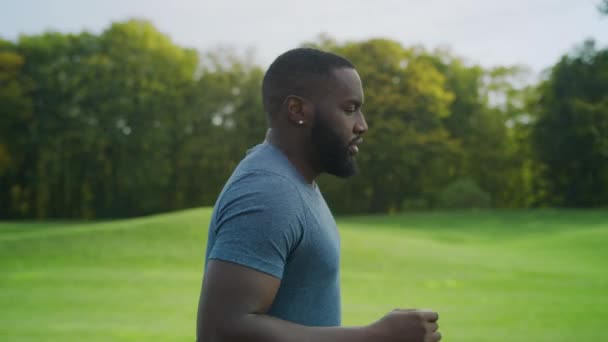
207, 172, 305, 279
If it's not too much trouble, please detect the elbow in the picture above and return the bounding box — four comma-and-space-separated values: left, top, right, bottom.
198, 314, 252, 342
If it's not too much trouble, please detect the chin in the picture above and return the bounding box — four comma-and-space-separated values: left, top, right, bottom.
326, 160, 359, 178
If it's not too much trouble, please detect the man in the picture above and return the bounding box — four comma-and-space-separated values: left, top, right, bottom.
196, 48, 441, 342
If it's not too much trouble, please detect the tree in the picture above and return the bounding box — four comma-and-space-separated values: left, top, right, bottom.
0, 39, 34, 218
178, 48, 266, 207
304, 38, 462, 213
532, 40, 608, 207
7, 21, 599, 218
11, 20, 203, 218
2, 20, 269, 219
75, 19, 203, 217
599, 0, 608, 15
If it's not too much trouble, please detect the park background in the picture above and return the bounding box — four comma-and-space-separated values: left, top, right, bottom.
1, 1, 607, 341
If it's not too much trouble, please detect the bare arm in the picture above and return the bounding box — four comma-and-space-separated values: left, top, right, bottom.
196, 260, 441, 342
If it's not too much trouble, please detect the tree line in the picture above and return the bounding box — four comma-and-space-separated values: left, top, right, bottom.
1, 19, 607, 219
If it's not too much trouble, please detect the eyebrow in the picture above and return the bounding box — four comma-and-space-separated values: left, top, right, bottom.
344, 99, 363, 106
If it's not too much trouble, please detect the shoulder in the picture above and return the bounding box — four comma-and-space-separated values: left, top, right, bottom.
217, 170, 305, 218
227, 169, 301, 198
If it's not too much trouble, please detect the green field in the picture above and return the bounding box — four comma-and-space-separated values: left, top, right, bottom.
1, 209, 607, 341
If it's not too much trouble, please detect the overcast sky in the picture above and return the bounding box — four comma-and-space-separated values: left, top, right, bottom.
2, 0, 607, 73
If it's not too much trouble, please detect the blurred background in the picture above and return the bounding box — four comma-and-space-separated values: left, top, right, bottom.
1, 1, 607, 341
1, 0, 607, 218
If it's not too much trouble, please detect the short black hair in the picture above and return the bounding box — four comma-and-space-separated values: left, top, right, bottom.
262, 48, 355, 120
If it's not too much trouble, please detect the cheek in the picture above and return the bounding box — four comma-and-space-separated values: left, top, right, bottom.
335, 114, 356, 137
317, 108, 352, 141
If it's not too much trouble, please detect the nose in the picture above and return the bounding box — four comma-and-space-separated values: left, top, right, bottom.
354, 112, 368, 135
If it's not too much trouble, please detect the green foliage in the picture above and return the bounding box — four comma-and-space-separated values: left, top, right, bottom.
308, 39, 463, 213
1, 20, 266, 218
532, 40, 608, 207
424, 51, 536, 208
0, 40, 34, 218
1, 21, 606, 218
437, 178, 491, 209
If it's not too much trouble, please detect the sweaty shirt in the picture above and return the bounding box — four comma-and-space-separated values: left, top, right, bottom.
204, 141, 341, 326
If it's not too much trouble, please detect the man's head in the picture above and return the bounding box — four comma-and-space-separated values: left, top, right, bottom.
262, 48, 368, 178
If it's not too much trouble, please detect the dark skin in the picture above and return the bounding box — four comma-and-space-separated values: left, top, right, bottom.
197, 67, 441, 342
266, 66, 367, 183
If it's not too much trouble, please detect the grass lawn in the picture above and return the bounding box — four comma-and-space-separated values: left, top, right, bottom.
1, 209, 606, 341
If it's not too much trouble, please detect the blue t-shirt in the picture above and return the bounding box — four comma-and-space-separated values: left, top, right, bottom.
204, 142, 341, 327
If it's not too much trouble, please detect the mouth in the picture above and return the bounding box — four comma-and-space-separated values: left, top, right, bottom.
348, 137, 363, 156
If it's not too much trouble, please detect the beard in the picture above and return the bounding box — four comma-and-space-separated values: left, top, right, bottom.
311, 109, 358, 178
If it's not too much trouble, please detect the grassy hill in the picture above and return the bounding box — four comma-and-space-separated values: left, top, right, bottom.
1, 209, 606, 341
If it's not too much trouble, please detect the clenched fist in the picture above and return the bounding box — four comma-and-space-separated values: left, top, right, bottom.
367, 309, 441, 342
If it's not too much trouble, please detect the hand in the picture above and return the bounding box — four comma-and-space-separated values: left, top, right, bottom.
368, 309, 441, 342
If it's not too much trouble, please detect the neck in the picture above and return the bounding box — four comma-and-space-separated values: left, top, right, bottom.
265, 128, 320, 184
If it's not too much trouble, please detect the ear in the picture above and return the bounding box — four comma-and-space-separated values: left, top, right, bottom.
285, 95, 312, 127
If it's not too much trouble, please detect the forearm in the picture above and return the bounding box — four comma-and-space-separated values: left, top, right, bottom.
200, 313, 379, 342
